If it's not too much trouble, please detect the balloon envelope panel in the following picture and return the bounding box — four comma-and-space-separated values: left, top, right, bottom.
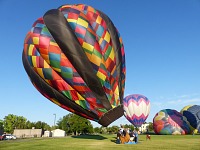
181, 105, 200, 133
123, 94, 150, 127
22, 4, 126, 126
153, 109, 190, 135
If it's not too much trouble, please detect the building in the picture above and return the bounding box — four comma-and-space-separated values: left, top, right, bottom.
43, 130, 52, 137
51, 129, 65, 137
13, 128, 42, 138
138, 123, 149, 133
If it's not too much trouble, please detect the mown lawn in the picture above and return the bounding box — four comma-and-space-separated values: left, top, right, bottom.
0, 134, 199, 150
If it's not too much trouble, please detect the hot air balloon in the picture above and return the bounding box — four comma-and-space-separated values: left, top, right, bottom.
181, 105, 200, 133
153, 109, 190, 135
22, 4, 126, 127
123, 94, 150, 127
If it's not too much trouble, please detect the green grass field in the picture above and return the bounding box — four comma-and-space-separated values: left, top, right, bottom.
0, 134, 199, 150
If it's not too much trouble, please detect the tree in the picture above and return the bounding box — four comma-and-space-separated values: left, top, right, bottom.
0, 119, 4, 130
148, 122, 153, 131
107, 125, 119, 134
3, 114, 27, 133
111, 125, 119, 133
15, 116, 27, 129
3, 114, 51, 133
57, 114, 73, 133
123, 124, 135, 131
99, 126, 107, 134
43, 123, 51, 131
94, 127, 101, 134
25, 120, 35, 129
33, 121, 51, 130
57, 113, 93, 135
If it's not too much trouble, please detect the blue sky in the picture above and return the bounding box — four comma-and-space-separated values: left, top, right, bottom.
0, 0, 200, 127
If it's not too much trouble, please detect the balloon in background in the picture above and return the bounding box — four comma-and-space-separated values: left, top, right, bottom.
123, 94, 150, 127
153, 109, 190, 135
180, 105, 200, 133
22, 4, 126, 127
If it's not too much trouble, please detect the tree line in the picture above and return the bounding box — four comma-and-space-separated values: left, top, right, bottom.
0, 114, 51, 134
0, 114, 153, 135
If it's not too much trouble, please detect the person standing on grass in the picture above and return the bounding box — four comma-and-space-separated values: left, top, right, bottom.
134, 130, 138, 143
116, 129, 121, 144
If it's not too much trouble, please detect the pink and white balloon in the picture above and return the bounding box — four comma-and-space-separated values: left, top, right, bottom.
123, 94, 150, 127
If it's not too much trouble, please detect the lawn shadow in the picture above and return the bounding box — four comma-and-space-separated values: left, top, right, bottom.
110, 137, 117, 143
71, 134, 107, 140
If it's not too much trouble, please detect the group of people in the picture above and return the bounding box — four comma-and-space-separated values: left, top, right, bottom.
116, 125, 139, 144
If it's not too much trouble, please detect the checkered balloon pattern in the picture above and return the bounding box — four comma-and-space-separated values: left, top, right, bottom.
22, 4, 126, 126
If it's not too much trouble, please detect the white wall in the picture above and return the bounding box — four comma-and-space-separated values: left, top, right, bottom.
139, 123, 149, 132
51, 129, 65, 137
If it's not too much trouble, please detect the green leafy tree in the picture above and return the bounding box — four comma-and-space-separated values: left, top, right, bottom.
122, 124, 135, 131
148, 122, 153, 131
0, 119, 4, 130
34, 121, 43, 129
43, 123, 51, 130
106, 125, 119, 134
94, 127, 101, 133
3, 114, 27, 133
3, 114, 51, 133
57, 113, 93, 135
99, 126, 107, 134
15, 116, 27, 129
57, 114, 73, 134
3, 114, 17, 133
111, 125, 119, 133
25, 120, 35, 129
33, 121, 51, 130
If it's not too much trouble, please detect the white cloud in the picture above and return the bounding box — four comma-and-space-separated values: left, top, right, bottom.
152, 102, 163, 107
182, 98, 200, 104
167, 99, 182, 104
160, 93, 200, 106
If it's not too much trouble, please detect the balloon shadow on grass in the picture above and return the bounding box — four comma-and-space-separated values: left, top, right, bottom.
110, 137, 118, 143
71, 134, 107, 140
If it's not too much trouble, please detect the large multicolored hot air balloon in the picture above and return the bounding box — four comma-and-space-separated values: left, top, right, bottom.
153, 109, 190, 135
181, 105, 200, 133
22, 4, 126, 127
123, 94, 150, 127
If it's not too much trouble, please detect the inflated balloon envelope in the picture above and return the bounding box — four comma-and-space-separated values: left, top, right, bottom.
22, 4, 126, 126
123, 94, 150, 127
181, 105, 200, 133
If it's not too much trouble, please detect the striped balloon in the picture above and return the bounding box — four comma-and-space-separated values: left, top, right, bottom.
123, 94, 150, 127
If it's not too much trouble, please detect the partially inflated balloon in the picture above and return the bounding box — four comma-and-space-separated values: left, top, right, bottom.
22, 4, 126, 127
181, 105, 200, 133
123, 94, 150, 127
153, 109, 190, 135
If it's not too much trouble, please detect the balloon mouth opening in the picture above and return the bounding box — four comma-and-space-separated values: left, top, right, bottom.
98, 104, 124, 127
